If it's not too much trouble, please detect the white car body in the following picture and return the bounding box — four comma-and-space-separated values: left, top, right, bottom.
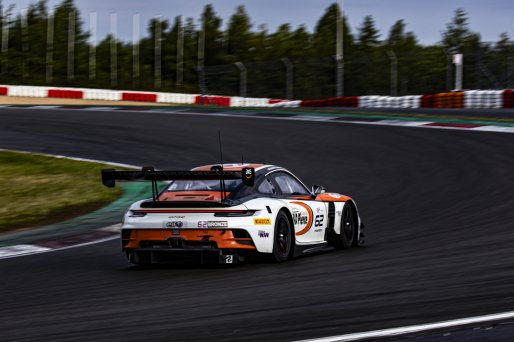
103, 164, 365, 265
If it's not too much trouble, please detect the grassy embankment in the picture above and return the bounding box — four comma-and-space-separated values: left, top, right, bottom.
0, 150, 124, 233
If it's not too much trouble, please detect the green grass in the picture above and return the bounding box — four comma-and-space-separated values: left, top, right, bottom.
0, 150, 124, 232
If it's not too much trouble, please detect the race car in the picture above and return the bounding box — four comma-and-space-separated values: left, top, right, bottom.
101, 163, 365, 265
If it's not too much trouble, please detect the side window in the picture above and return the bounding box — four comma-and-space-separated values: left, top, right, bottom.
257, 178, 276, 195
273, 173, 310, 196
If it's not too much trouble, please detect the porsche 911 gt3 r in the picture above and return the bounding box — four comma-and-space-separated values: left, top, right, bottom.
101, 164, 365, 265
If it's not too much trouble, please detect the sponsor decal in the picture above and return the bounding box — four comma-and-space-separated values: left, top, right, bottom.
336, 210, 342, 216
292, 209, 309, 225
254, 218, 271, 225
165, 221, 183, 228
290, 201, 313, 236
314, 229, 322, 233
198, 221, 229, 228
258, 230, 270, 238
208, 221, 228, 228
172, 229, 180, 236
168, 215, 185, 219
328, 193, 342, 199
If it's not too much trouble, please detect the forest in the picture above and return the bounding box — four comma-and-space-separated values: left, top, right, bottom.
0, 0, 512, 99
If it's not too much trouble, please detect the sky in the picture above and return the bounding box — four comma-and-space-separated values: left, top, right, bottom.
5, 0, 514, 45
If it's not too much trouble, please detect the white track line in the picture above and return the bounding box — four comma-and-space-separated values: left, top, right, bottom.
0, 244, 52, 258
296, 311, 514, 342
0, 235, 119, 260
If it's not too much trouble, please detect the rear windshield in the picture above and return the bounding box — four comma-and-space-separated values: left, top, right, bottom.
166, 179, 243, 192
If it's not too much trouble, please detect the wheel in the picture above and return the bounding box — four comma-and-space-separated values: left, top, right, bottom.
330, 204, 356, 249
128, 251, 152, 267
272, 211, 293, 262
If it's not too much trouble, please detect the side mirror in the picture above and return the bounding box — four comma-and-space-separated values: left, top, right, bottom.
311, 185, 325, 195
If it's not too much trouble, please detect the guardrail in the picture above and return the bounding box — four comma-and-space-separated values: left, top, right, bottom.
0, 85, 513, 109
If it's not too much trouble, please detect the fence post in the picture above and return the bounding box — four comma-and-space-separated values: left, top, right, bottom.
110, 12, 117, 88
89, 12, 97, 80
46, 13, 54, 83
453, 53, 463, 90
21, 8, 28, 79
387, 50, 398, 96
155, 15, 162, 90
442, 48, 451, 91
508, 56, 513, 89
68, 10, 75, 81
281, 57, 294, 99
176, 16, 184, 88
235, 62, 247, 98
132, 13, 139, 86
1, 13, 8, 75
336, 0, 344, 97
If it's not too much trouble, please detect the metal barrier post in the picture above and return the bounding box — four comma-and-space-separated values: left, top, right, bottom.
281, 57, 294, 99
235, 62, 247, 98
387, 50, 398, 96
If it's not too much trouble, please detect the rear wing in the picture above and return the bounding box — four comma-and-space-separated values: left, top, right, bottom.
101, 166, 255, 203
101, 166, 255, 188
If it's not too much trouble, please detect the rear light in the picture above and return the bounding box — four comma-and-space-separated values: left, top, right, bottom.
214, 210, 256, 217
129, 210, 147, 217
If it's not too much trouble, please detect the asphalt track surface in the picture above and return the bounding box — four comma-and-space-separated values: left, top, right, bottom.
1, 107, 514, 342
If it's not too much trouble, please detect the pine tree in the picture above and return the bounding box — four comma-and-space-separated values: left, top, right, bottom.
353, 15, 384, 95
442, 8, 484, 89
357, 15, 379, 49
442, 8, 470, 53
226, 5, 252, 62
201, 5, 223, 66
386, 20, 420, 95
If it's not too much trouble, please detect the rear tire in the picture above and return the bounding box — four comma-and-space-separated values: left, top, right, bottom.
272, 211, 293, 262
130, 251, 152, 267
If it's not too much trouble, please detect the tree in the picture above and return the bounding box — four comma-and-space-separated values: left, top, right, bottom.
201, 5, 224, 66
442, 9, 485, 89
386, 20, 421, 95
357, 15, 379, 49
387, 20, 417, 48
352, 15, 384, 95
308, 4, 354, 97
492, 33, 514, 87
226, 5, 252, 61
51, 0, 89, 85
312, 4, 353, 57
442, 8, 470, 52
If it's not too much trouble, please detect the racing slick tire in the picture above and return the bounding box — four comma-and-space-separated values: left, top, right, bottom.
128, 251, 152, 267
272, 211, 294, 262
330, 204, 356, 249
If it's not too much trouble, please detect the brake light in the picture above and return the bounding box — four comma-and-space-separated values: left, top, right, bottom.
129, 210, 147, 217
214, 210, 256, 217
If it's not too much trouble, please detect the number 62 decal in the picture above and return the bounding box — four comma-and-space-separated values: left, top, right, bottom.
314, 214, 324, 227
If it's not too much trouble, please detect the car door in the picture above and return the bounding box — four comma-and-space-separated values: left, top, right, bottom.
270, 172, 327, 243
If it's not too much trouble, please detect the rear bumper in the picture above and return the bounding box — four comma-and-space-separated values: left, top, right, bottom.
123, 228, 256, 249
127, 247, 250, 264
122, 228, 257, 264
